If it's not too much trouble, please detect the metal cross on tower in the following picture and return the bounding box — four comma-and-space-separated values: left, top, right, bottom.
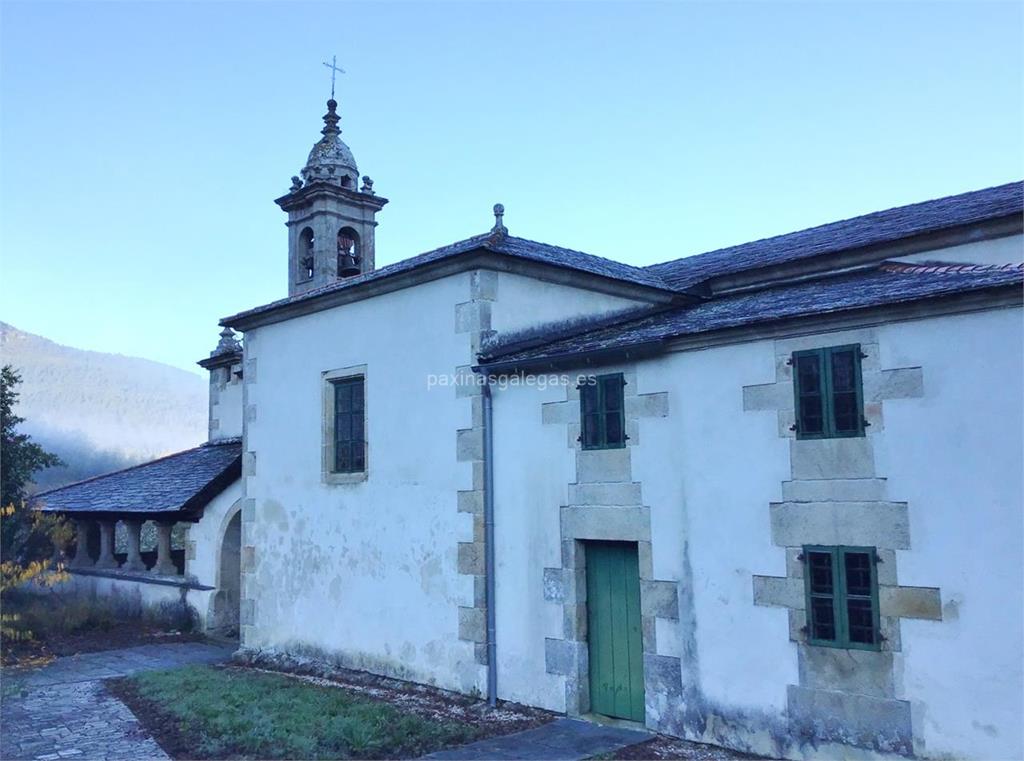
322, 55, 345, 100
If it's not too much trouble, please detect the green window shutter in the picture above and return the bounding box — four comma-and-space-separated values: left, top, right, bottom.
826, 347, 864, 437
580, 373, 626, 450
838, 547, 880, 649
600, 375, 626, 448
804, 547, 839, 644
792, 345, 864, 439
580, 381, 602, 449
803, 545, 880, 650
333, 376, 366, 473
794, 351, 826, 437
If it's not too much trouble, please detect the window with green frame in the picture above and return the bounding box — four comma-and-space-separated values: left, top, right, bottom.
580, 373, 626, 450
792, 344, 864, 439
804, 545, 880, 650
332, 375, 365, 473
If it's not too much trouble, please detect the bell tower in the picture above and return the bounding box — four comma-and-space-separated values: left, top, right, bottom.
276, 98, 388, 296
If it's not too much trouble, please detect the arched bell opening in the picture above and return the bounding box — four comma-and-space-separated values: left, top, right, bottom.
299, 227, 315, 280
337, 227, 361, 278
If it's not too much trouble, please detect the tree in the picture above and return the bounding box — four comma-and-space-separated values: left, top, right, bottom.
2, 365, 63, 510
1, 365, 68, 640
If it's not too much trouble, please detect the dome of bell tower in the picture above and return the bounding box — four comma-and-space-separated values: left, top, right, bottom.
301, 99, 359, 188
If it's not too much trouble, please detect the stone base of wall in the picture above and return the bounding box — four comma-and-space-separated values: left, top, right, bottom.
234, 643, 460, 693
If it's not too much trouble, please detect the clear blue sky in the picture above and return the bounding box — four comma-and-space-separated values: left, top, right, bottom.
2, 1, 1021, 373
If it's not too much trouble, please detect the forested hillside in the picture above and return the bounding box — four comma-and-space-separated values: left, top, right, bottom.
0, 322, 207, 490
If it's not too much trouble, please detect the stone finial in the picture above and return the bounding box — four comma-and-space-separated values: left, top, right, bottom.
322, 98, 341, 139
290, 175, 304, 192
490, 203, 508, 237
361, 176, 375, 195
212, 326, 241, 357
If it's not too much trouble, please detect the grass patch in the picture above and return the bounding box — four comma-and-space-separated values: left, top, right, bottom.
119, 665, 481, 759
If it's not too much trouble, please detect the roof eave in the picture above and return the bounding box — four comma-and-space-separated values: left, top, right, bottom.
664, 281, 1023, 354
38, 508, 206, 523
476, 281, 1022, 375
197, 350, 242, 370
274, 182, 389, 212
178, 455, 242, 518
475, 339, 668, 376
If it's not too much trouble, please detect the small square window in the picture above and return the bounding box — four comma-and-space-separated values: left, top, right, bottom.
792, 345, 865, 439
580, 374, 626, 450
803, 545, 880, 650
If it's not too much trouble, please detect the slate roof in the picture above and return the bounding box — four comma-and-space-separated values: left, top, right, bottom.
225, 182, 1022, 327
479, 263, 1024, 368
34, 440, 242, 518
223, 232, 673, 324
646, 182, 1023, 291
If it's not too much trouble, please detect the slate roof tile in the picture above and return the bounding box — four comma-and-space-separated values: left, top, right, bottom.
645, 182, 1023, 290
225, 182, 1021, 326
34, 440, 241, 517
223, 233, 672, 324
480, 264, 1024, 367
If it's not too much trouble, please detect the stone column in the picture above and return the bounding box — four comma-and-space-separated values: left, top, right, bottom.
153, 521, 177, 575
95, 520, 119, 569
122, 520, 146, 572
70, 520, 94, 568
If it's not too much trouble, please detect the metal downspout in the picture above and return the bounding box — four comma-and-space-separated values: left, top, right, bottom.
482, 376, 497, 706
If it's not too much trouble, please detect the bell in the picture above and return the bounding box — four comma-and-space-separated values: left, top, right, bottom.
338, 253, 361, 278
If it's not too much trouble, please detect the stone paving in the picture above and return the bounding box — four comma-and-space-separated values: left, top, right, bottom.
1, 641, 235, 761
1, 642, 650, 761
424, 717, 650, 760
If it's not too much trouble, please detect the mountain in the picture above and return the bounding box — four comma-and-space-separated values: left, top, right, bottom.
0, 321, 208, 490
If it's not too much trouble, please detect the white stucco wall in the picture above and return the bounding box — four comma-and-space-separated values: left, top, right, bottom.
185, 482, 242, 589
185, 481, 243, 631
872, 307, 1023, 760
241, 267, 650, 694
244, 274, 478, 691
492, 379, 574, 712
488, 271, 648, 336
490, 303, 1022, 760
44, 573, 190, 614
210, 364, 244, 441
635, 343, 796, 716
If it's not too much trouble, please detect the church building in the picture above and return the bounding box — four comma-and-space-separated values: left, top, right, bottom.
37, 96, 1024, 761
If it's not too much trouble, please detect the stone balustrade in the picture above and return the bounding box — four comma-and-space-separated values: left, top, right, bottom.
69, 518, 184, 577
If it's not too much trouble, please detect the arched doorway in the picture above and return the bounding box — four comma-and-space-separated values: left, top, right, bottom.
209, 510, 241, 638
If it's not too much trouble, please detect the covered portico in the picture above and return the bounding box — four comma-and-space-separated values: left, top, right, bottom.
33, 439, 243, 634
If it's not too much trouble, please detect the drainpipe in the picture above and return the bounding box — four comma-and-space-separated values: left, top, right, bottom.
481, 374, 498, 707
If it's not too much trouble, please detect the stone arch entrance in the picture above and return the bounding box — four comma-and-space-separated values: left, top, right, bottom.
209, 509, 241, 637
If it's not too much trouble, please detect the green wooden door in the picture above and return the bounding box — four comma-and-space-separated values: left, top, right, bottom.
586, 541, 645, 722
